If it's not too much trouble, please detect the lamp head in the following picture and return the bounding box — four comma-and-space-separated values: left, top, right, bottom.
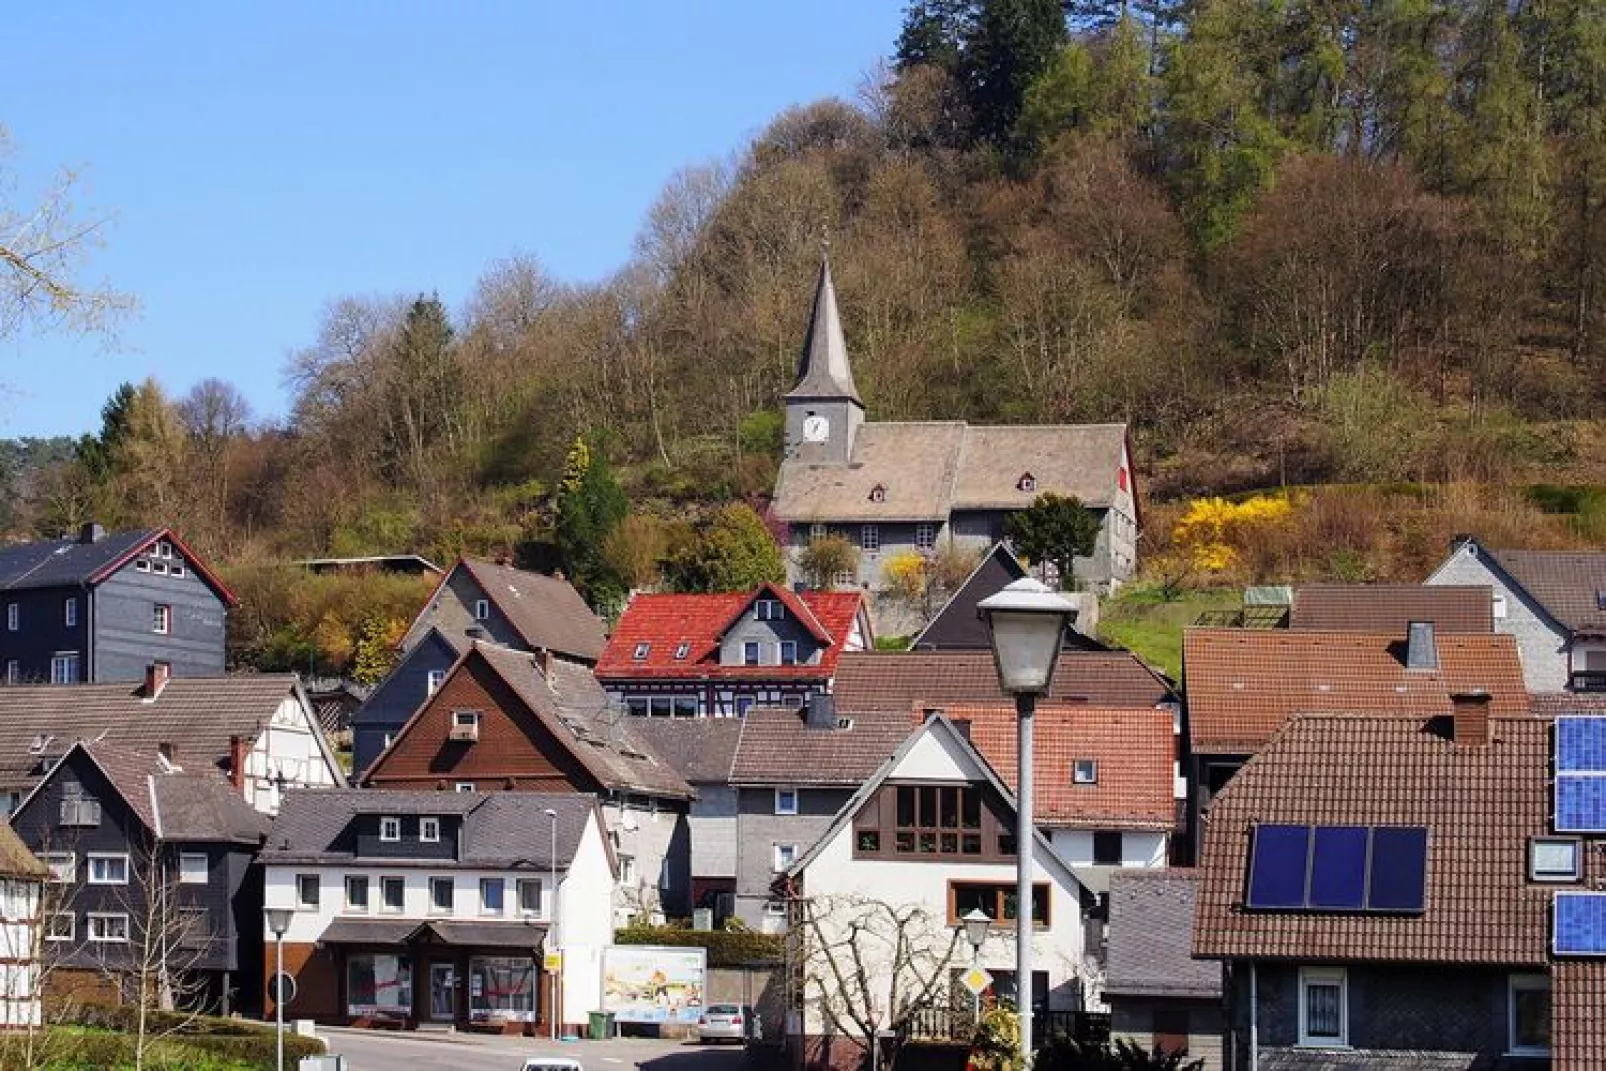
960, 907, 992, 952
264, 907, 293, 937
977, 577, 1076, 695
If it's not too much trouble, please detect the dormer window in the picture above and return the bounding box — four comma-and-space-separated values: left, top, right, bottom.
420, 817, 441, 843
379, 816, 401, 842
450, 710, 481, 742
1073, 759, 1098, 785
632, 643, 651, 661
755, 600, 783, 621
673, 642, 690, 660
868, 484, 887, 504
474, 598, 490, 621
1017, 473, 1037, 493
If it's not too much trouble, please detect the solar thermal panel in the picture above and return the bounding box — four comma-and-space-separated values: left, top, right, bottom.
1367, 826, 1428, 912
1308, 826, 1368, 909
1554, 892, 1606, 956
1246, 824, 1309, 909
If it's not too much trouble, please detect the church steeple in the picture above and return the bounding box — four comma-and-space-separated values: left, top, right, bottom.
786, 255, 862, 405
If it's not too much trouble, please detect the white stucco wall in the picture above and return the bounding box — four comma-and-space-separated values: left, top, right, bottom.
599, 798, 683, 926
1049, 830, 1167, 869
1427, 544, 1569, 691
558, 810, 616, 1024
0, 878, 39, 1027
247, 694, 343, 814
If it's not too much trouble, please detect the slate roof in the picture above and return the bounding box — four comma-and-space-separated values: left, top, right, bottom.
936, 703, 1175, 831
45, 741, 267, 844
832, 651, 1175, 716
0, 675, 328, 792
596, 585, 865, 681
1182, 628, 1529, 755
1105, 870, 1219, 998
1290, 585, 1493, 634
910, 544, 1108, 653
786, 257, 861, 405
0, 526, 235, 603
458, 558, 608, 660
624, 717, 744, 784
263, 788, 596, 870
1489, 548, 1606, 633
728, 707, 911, 786
1193, 714, 1551, 966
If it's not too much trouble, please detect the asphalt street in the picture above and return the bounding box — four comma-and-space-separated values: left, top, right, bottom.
317, 1027, 753, 1071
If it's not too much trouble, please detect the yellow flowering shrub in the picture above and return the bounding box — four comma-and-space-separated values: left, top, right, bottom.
1172, 494, 1296, 575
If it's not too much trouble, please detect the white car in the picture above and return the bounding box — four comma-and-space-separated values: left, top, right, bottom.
697, 1003, 759, 1043
519, 1059, 584, 1071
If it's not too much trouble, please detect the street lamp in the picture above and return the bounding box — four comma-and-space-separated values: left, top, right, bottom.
545, 807, 559, 1041
264, 906, 294, 1071
978, 577, 1076, 1068
959, 907, 992, 1023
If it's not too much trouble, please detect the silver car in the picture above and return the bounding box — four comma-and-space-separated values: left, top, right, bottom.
697, 1003, 758, 1043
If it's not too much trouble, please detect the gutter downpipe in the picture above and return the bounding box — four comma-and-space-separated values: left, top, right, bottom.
1249, 961, 1259, 1071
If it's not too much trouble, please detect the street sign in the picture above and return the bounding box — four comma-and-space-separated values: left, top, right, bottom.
958, 966, 993, 996
269, 971, 297, 1005
543, 950, 563, 972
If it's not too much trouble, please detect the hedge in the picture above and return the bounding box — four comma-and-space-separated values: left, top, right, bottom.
615, 923, 784, 966
26, 1008, 325, 1069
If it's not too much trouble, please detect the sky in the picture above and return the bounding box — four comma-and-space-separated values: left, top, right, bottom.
0, 2, 903, 439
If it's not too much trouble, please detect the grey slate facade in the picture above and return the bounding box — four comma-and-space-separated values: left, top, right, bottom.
732, 785, 852, 930
350, 630, 460, 774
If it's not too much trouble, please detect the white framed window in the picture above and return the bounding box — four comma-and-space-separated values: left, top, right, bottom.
5, 660, 17, 684
135, 559, 150, 572
1073, 759, 1098, 785
779, 641, 798, 665
1493, 594, 1508, 619
171, 562, 186, 578
517, 878, 542, 916
1530, 838, 1581, 882
860, 525, 880, 553
179, 853, 208, 884
379, 816, 401, 842
152, 560, 168, 575
420, 816, 441, 843
426, 669, 446, 696
86, 854, 129, 885
1508, 973, 1551, 1056
39, 852, 74, 883
480, 877, 504, 915
619, 855, 637, 884
296, 873, 320, 908
6, 604, 15, 631
632, 642, 651, 661
755, 599, 782, 621
64, 598, 77, 628
915, 523, 936, 552
1298, 967, 1348, 1048
50, 652, 79, 684
87, 913, 129, 943
774, 787, 799, 816
743, 641, 761, 666
673, 642, 691, 660
455, 781, 476, 793
152, 604, 171, 635
773, 843, 798, 872
45, 912, 74, 942
764, 899, 787, 918
809, 523, 826, 542
380, 876, 405, 913
345, 875, 370, 912
429, 876, 454, 913
157, 540, 173, 559
450, 709, 481, 741
474, 598, 490, 621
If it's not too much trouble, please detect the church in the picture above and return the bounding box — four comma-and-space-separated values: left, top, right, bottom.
771, 258, 1139, 594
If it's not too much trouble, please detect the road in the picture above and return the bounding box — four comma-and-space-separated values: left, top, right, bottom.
318, 1027, 754, 1071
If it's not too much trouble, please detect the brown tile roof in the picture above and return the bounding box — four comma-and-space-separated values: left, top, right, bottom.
459, 558, 608, 660
833, 651, 1175, 717
624, 717, 744, 784
1291, 585, 1492, 634
728, 707, 911, 786
1490, 548, 1606, 633
1193, 714, 1550, 966
1553, 959, 1606, 1068
935, 704, 1175, 830
1105, 870, 1220, 998
1182, 629, 1529, 755
1532, 692, 1606, 717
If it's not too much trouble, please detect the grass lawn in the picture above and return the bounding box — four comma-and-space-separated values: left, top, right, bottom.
1096, 584, 1241, 680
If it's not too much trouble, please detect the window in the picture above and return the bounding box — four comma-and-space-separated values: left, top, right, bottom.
775, 787, 799, 815
429, 877, 454, 913
469, 955, 537, 1023
809, 523, 826, 542
58, 797, 99, 826
949, 881, 1050, 927
619, 855, 637, 884
152, 559, 168, 575
5, 661, 16, 685
1530, 838, 1581, 882
179, 853, 208, 884
674, 642, 690, 660
454, 782, 476, 793
1298, 968, 1347, 1048
45, 912, 74, 942
868, 484, 886, 503
50, 652, 79, 684
1017, 473, 1036, 493
764, 899, 787, 918
1073, 759, 1098, 785
171, 562, 185, 577
450, 709, 480, 741
426, 669, 446, 696
480, 878, 504, 915
1509, 974, 1551, 1055
632, 643, 651, 661
381, 876, 405, 913
87, 854, 129, 885
296, 873, 320, 908
379, 816, 401, 842
779, 641, 798, 665
915, 523, 936, 552
157, 540, 172, 559
1093, 831, 1123, 866
346, 875, 370, 912
755, 599, 782, 621
152, 604, 171, 634
894, 785, 985, 856
474, 598, 490, 621
348, 953, 413, 1017
1493, 594, 1508, 619
6, 604, 15, 631
136, 559, 150, 572
743, 641, 761, 666
517, 878, 542, 916
87, 913, 129, 943
420, 817, 440, 843
860, 525, 880, 553
773, 843, 798, 872
64, 598, 76, 628
39, 853, 74, 883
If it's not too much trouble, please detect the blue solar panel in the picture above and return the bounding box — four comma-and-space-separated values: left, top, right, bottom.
1367, 826, 1428, 913
1556, 717, 1606, 773
1246, 825, 1309, 909
1555, 775, 1606, 833
1308, 826, 1368, 909
1555, 893, 1606, 956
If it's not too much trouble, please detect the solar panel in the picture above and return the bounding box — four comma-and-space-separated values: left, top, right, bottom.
1308, 826, 1368, 909
1246, 825, 1309, 909
1555, 716, 1606, 832
1556, 775, 1606, 833
1557, 717, 1606, 773
1367, 826, 1428, 912
1555, 892, 1606, 956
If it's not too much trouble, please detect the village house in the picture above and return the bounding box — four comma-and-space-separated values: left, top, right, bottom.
0, 667, 345, 817
1288, 583, 1494, 634
596, 583, 870, 718
0, 823, 48, 1028
832, 649, 1177, 717
361, 641, 693, 922
1104, 869, 1221, 1070
0, 524, 232, 685
260, 790, 613, 1037
910, 543, 1105, 651
12, 741, 269, 1015
771, 259, 1140, 594
351, 557, 606, 774
1428, 538, 1606, 694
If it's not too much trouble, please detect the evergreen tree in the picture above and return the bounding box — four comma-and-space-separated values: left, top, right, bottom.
1004, 493, 1101, 590
552, 435, 629, 606
664, 503, 785, 593
896, 0, 973, 72
963, 0, 1071, 145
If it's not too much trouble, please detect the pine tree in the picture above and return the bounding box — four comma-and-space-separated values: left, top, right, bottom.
552, 435, 629, 607
963, 0, 1071, 145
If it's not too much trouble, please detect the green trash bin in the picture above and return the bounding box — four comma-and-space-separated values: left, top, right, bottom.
588, 1011, 614, 1039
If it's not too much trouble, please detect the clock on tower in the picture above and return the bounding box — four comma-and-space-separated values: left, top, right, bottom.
802, 414, 830, 443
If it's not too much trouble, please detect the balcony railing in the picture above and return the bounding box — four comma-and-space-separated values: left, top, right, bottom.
1571, 671, 1606, 693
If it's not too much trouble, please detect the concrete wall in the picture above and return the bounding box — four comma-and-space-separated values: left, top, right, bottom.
707, 965, 785, 1040
1428, 544, 1568, 691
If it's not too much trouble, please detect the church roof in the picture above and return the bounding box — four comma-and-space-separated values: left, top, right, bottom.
785, 256, 861, 405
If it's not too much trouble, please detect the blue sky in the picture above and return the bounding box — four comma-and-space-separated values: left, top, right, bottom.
0, 2, 902, 439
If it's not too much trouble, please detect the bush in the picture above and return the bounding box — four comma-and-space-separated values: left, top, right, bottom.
0, 1022, 324, 1070
615, 923, 784, 966
1035, 1035, 1203, 1071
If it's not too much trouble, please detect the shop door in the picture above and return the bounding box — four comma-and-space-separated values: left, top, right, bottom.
428, 963, 456, 1021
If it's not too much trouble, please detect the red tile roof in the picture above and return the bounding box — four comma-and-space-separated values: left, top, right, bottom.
936, 703, 1175, 830
1290, 584, 1492, 634
1182, 628, 1529, 755
833, 651, 1175, 715
596, 585, 865, 681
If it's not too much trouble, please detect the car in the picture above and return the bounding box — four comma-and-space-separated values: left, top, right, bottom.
697, 1003, 759, 1044
519, 1059, 584, 1071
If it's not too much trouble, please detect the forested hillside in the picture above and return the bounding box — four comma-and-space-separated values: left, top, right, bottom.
9, 0, 1606, 668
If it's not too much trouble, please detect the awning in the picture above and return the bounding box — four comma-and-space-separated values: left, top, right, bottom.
318, 919, 420, 945
407, 921, 549, 950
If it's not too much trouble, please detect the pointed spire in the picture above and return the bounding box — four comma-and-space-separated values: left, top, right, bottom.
786, 254, 862, 404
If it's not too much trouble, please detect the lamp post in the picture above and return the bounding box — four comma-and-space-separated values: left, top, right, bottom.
959, 907, 992, 1024
264, 907, 293, 1071
978, 577, 1076, 1068
545, 807, 559, 1041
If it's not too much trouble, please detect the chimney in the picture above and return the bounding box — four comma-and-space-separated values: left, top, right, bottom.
78, 522, 105, 545
1450, 690, 1491, 746
465, 625, 487, 641
158, 742, 176, 765
228, 735, 247, 790
539, 649, 556, 677
144, 662, 171, 699
1406, 621, 1438, 670
804, 692, 836, 730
